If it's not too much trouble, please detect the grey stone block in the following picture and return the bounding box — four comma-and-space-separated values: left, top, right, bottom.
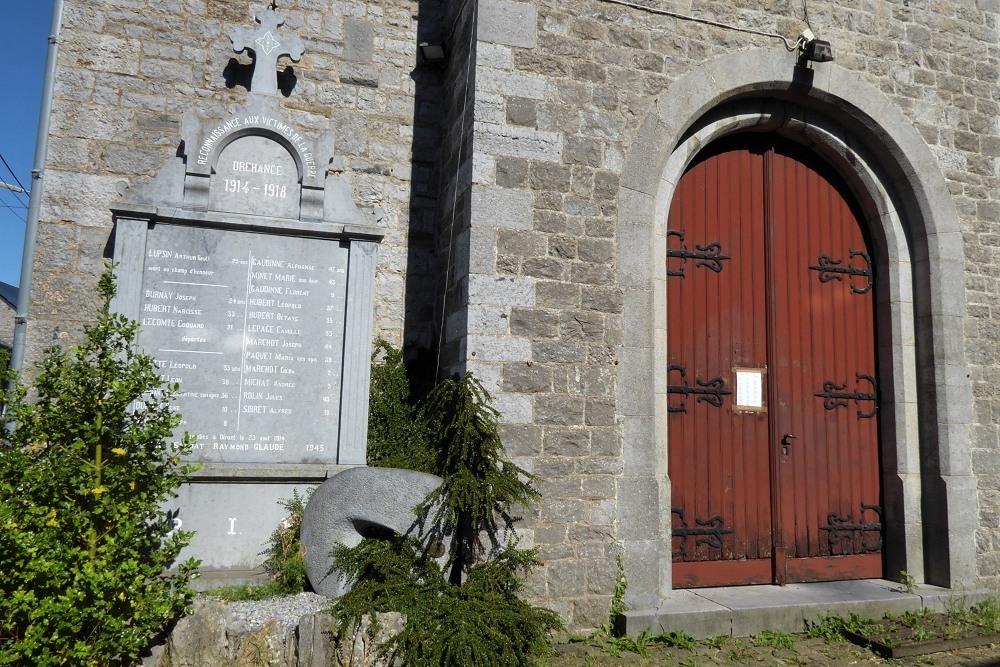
474, 122, 562, 162
469, 274, 536, 306
617, 477, 659, 541
620, 539, 664, 610
622, 591, 734, 639
174, 482, 316, 571
495, 391, 533, 424
478, 0, 537, 48
616, 345, 654, 416
301, 467, 444, 598
543, 427, 590, 456
343, 19, 373, 63
467, 333, 531, 362
477, 67, 546, 100
617, 223, 654, 289
473, 185, 533, 230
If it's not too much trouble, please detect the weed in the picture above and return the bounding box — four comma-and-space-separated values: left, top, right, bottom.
678, 657, 703, 667
577, 628, 652, 657
910, 626, 935, 642
897, 607, 932, 629
970, 597, 1000, 633
571, 552, 657, 658
841, 612, 883, 638
260, 489, 311, 594
806, 614, 847, 641
601, 553, 628, 636
751, 629, 797, 650
652, 629, 698, 650
205, 581, 290, 602
700, 634, 728, 649
898, 569, 917, 594
726, 646, 752, 664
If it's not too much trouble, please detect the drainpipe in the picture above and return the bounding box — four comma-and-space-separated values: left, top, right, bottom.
10, 0, 64, 376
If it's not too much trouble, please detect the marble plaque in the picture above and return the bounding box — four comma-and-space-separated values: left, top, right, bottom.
137, 223, 348, 464
209, 135, 301, 218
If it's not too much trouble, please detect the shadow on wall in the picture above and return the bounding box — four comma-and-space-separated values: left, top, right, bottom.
0, 281, 18, 352
404, 0, 452, 387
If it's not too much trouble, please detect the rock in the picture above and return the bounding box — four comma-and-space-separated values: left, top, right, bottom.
162, 598, 230, 666
300, 466, 445, 598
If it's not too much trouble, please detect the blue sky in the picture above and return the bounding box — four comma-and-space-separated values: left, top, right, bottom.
0, 3, 53, 288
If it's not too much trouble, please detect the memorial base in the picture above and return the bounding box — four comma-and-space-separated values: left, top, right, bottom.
172, 478, 328, 573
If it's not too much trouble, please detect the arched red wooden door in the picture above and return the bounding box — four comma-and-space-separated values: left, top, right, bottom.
667, 136, 883, 587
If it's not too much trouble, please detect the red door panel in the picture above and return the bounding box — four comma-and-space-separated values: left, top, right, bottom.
667, 136, 882, 587
668, 142, 772, 587
768, 145, 881, 582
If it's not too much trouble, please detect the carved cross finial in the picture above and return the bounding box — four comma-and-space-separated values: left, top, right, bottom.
230, 6, 304, 97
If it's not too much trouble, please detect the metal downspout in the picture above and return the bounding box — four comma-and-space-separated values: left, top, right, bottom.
10, 0, 64, 375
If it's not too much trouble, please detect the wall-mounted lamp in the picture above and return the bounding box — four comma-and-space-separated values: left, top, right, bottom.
798, 29, 834, 63
418, 42, 447, 65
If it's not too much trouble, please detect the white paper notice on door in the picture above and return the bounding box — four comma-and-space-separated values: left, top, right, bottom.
734, 368, 765, 412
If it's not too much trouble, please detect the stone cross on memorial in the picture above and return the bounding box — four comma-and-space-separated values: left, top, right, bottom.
230, 6, 304, 97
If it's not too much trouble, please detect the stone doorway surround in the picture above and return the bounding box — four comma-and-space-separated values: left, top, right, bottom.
615, 47, 977, 625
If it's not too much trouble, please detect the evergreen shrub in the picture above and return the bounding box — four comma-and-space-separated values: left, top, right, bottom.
365, 338, 433, 472
0, 271, 199, 666
334, 358, 562, 667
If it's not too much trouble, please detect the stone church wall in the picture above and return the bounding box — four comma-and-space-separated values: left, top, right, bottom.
458, 0, 1000, 628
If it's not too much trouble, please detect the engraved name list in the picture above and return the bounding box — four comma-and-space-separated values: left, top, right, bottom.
137, 224, 349, 464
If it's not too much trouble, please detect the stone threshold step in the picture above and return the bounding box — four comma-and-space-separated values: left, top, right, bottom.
619, 579, 990, 638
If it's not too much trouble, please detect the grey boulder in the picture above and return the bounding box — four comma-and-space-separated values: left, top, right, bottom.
300, 466, 445, 598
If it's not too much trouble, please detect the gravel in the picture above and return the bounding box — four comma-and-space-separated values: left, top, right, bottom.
223, 592, 330, 634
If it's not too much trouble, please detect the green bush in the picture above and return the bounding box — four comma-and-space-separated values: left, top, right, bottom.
0, 346, 10, 378
0, 270, 199, 666
334, 366, 562, 666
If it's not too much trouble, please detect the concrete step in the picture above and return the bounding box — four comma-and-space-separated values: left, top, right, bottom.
619, 579, 989, 638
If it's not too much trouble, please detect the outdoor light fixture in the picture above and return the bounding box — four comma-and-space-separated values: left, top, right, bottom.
418, 42, 447, 65
798, 29, 834, 63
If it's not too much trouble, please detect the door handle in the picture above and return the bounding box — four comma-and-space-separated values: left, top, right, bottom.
781, 433, 797, 456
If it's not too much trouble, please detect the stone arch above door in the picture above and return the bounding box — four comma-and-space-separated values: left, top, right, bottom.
615, 46, 974, 610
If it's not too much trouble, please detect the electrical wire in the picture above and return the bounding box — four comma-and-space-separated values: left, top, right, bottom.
597, 0, 804, 51
0, 198, 27, 223
0, 152, 29, 206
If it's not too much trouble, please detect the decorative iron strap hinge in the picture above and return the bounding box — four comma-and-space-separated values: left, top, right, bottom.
668, 365, 732, 413
820, 504, 883, 553
816, 373, 878, 418
666, 229, 731, 277
809, 250, 873, 294
671, 508, 733, 559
